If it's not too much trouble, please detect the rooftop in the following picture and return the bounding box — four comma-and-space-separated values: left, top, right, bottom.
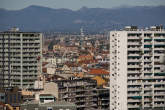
89, 68, 109, 75
121, 25, 165, 31
21, 101, 76, 107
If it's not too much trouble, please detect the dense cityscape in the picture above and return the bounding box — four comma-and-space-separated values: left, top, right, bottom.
0, 25, 165, 110
0, 1, 165, 110
0, 27, 110, 110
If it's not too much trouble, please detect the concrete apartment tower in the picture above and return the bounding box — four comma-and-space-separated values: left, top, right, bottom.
110, 26, 165, 110
0, 28, 42, 89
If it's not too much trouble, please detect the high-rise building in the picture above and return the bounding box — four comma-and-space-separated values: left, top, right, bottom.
110, 26, 165, 110
0, 28, 42, 89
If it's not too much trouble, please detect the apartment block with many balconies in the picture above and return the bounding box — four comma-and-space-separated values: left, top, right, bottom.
0, 28, 42, 89
110, 26, 165, 110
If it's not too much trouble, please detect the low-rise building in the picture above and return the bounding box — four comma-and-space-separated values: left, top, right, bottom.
0, 87, 23, 109
21, 101, 77, 110
55, 75, 109, 110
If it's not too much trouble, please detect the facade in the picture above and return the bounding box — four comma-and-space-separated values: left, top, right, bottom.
20, 101, 77, 110
0, 91, 5, 103
39, 94, 56, 104
110, 26, 165, 110
56, 77, 98, 110
56, 77, 109, 110
96, 88, 109, 110
0, 28, 42, 89
0, 87, 23, 109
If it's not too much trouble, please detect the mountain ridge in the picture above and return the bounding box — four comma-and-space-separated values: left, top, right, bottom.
0, 5, 165, 33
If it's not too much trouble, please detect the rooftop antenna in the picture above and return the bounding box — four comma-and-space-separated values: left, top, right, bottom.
80, 27, 84, 37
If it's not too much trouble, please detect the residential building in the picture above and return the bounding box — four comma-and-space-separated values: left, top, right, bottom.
40, 82, 59, 99
55, 76, 109, 110
56, 77, 98, 110
0, 87, 23, 109
110, 26, 165, 110
0, 28, 42, 89
97, 88, 109, 110
0, 90, 5, 103
39, 94, 56, 104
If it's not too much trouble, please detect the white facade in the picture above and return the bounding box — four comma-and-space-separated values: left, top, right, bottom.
110, 31, 128, 110
110, 26, 165, 110
47, 66, 56, 75
34, 81, 44, 89
44, 63, 56, 75
46, 57, 57, 65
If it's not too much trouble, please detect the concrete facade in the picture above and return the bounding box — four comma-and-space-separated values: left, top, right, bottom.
0, 30, 42, 89
110, 26, 165, 110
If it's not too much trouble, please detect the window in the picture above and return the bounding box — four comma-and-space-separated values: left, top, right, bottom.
13, 95, 17, 103
47, 107, 53, 110
9, 95, 12, 103
1, 96, 4, 100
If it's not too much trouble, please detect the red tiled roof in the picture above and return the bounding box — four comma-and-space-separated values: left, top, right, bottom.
89, 68, 109, 75
78, 54, 93, 60
65, 62, 79, 67
78, 59, 98, 64
42, 62, 48, 67
101, 51, 109, 54
42, 68, 47, 73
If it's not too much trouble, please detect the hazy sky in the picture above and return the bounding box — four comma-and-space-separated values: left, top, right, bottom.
0, 0, 165, 10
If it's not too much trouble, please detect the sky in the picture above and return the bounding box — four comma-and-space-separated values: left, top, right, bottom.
0, 0, 165, 10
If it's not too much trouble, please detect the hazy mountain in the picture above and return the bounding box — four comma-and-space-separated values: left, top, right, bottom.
0, 5, 165, 33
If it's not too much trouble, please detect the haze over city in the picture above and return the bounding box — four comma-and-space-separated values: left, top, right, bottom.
0, 0, 165, 10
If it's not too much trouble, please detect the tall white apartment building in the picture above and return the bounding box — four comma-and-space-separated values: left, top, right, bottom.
110, 26, 165, 110
0, 28, 42, 89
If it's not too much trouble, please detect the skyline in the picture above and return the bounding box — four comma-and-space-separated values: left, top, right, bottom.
0, 0, 165, 10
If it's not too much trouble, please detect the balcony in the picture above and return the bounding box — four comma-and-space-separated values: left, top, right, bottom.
154, 92, 165, 95
154, 81, 165, 85
128, 104, 140, 108
128, 59, 141, 62
144, 48, 151, 51
128, 97, 142, 102
154, 98, 165, 101
154, 76, 165, 79
128, 76, 140, 79
154, 103, 165, 107
128, 93, 140, 96
128, 87, 141, 91
128, 36, 140, 40
128, 48, 141, 51
143, 75, 153, 79
144, 103, 153, 108
128, 42, 142, 45
128, 53, 142, 57
154, 42, 165, 45
143, 87, 153, 91
144, 42, 153, 45
144, 64, 153, 68
144, 36, 152, 39
128, 81, 142, 85
128, 65, 142, 68
154, 48, 165, 51
144, 69, 153, 73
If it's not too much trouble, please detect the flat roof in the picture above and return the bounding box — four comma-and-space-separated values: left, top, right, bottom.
0, 31, 42, 34
21, 101, 76, 107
